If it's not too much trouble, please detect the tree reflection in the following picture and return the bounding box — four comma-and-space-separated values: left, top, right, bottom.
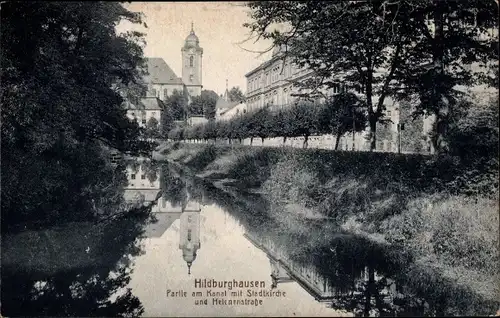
2, 197, 155, 317
160, 162, 187, 208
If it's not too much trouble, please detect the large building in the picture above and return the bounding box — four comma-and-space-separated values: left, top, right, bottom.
144, 23, 203, 100
123, 24, 204, 127
245, 45, 314, 112
244, 45, 402, 152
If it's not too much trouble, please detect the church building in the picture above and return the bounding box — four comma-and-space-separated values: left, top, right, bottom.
124, 24, 204, 126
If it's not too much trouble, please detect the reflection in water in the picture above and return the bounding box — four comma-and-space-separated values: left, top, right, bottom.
125, 160, 202, 276
3, 160, 498, 317
167, 165, 498, 317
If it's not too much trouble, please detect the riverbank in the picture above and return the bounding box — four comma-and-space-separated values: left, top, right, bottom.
160, 141, 499, 312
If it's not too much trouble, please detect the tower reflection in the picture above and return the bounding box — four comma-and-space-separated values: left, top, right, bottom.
124, 160, 202, 275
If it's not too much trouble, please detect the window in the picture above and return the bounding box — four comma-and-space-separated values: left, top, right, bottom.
187, 229, 192, 241
189, 56, 194, 67
151, 88, 157, 96
131, 174, 136, 180
332, 83, 340, 94
163, 88, 168, 100
141, 174, 146, 180
387, 110, 392, 117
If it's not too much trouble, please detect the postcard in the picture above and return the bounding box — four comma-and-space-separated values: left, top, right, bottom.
1, 1, 499, 317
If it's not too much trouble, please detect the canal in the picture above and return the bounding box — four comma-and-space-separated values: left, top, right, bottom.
1, 158, 497, 317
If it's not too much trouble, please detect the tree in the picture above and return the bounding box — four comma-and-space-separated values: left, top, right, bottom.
392, 0, 498, 154
251, 108, 273, 143
189, 89, 218, 119
447, 94, 499, 161
1, 2, 151, 230
160, 105, 176, 137
227, 86, 246, 102
203, 119, 219, 142
144, 117, 160, 140
244, 1, 498, 153
244, 1, 413, 151
164, 89, 187, 121
318, 93, 368, 150
287, 102, 321, 148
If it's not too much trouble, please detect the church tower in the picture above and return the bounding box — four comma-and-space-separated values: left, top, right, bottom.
181, 23, 203, 97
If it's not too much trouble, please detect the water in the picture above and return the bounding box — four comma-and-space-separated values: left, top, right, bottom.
2, 159, 497, 317
124, 160, 352, 316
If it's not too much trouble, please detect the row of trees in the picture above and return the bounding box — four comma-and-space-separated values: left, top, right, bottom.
168, 93, 368, 150
243, 0, 498, 154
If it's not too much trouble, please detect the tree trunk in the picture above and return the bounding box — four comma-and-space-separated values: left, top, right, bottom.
250, 137, 253, 145
368, 115, 377, 151
363, 266, 376, 317
303, 135, 309, 149
283, 136, 287, 146
334, 134, 341, 150
432, 1, 450, 154
261, 137, 265, 144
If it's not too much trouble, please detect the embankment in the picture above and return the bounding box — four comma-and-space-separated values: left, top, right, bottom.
159, 141, 499, 309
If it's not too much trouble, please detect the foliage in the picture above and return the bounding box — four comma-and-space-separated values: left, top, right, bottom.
181, 98, 366, 149
144, 117, 160, 139
318, 93, 368, 150
227, 86, 245, 103
163, 89, 187, 121
189, 89, 218, 119
2, 201, 154, 317
243, 1, 414, 151
243, 1, 498, 153
0, 2, 152, 230
447, 95, 499, 162
391, 0, 498, 153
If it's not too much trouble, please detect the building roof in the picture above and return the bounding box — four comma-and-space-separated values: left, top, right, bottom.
185, 31, 200, 45
124, 97, 163, 111
123, 189, 161, 203
139, 97, 163, 110
144, 57, 183, 85
145, 212, 182, 238
220, 102, 246, 116
245, 53, 284, 78
215, 89, 240, 109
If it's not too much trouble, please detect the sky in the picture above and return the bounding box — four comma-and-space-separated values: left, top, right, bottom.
116, 2, 274, 96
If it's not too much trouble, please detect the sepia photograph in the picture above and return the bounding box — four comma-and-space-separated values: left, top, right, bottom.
1, 1, 499, 317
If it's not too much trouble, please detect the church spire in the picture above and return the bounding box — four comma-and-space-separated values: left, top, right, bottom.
223, 79, 229, 101
190, 22, 194, 34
